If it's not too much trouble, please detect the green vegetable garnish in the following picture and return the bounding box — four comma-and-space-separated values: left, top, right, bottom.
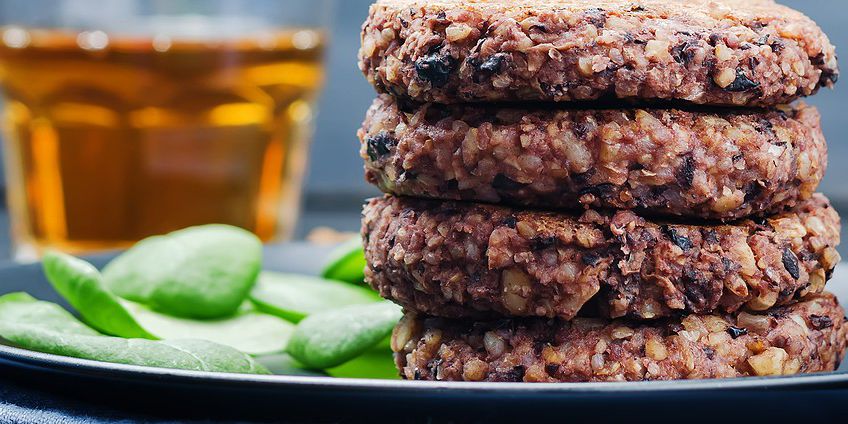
44, 251, 292, 355
286, 301, 402, 369
120, 301, 292, 355
249, 272, 380, 323
320, 238, 367, 284
255, 353, 326, 377
103, 224, 262, 319
326, 348, 399, 380
0, 293, 268, 374
43, 251, 153, 339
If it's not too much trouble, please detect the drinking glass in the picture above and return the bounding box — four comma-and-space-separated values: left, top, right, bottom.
0, 0, 331, 260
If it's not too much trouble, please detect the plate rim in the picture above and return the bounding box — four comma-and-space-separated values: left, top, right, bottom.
1, 342, 846, 394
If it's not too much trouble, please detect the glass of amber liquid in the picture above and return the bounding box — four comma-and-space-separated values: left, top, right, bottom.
0, 0, 330, 259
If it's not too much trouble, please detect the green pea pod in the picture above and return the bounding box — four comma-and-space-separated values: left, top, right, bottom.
44, 251, 291, 355
286, 301, 402, 369
250, 272, 380, 323
0, 293, 268, 374
103, 224, 262, 319
320, 238, 367, 284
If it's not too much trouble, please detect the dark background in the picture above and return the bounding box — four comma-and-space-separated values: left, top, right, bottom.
0, 0, 844, 257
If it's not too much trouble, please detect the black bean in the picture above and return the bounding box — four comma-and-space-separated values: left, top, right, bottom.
782, 247, 800, 280
545, 363, 560, 375
415, 53, 456, 87
530, 236, 558, 251
676, 155, 695, 188
744, 181, 763, 202
708, 34, 721, 46
365, 131, 397, 161
726, 326, 748, 339
573, 122, 594, 139
470, 53, 507, 83
810, 314, 833, 330
724, 69, 761, 92
661, 225, 693, 251
503, 216, 517, 229
703, 346, 716, 360
671, 42, 696, 65
478, 54, 506, 74
682, 268, 715, 309
501, 365, 526, 382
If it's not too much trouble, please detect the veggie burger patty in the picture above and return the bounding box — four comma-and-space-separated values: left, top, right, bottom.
363, 194, 841, 320
361, 95, 826, 220
392, 293, 847, 382
360, 0, 838, 106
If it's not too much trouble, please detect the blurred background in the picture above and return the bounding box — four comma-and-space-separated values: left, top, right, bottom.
0, 0, 844, 259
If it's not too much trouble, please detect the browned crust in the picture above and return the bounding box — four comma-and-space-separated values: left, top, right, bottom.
360, 0, 838, 106
361, 95, 826, 220
363, 194, 841, 320
392, 293, 848, 382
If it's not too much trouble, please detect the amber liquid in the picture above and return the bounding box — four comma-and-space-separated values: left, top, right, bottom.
0, 28, 324, 257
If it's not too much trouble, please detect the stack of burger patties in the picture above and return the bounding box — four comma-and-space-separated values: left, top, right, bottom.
357, 0, 848, 382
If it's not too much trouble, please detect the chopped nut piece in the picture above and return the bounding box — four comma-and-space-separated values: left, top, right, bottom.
714, 68, 738, 88
445, 24, 473, 42
747, 347, 789, 376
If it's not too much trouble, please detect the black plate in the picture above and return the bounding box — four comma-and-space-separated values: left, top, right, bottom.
0, 243, 847, 422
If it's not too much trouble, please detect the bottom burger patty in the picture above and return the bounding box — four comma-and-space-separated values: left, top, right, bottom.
392, 293, 847, 382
